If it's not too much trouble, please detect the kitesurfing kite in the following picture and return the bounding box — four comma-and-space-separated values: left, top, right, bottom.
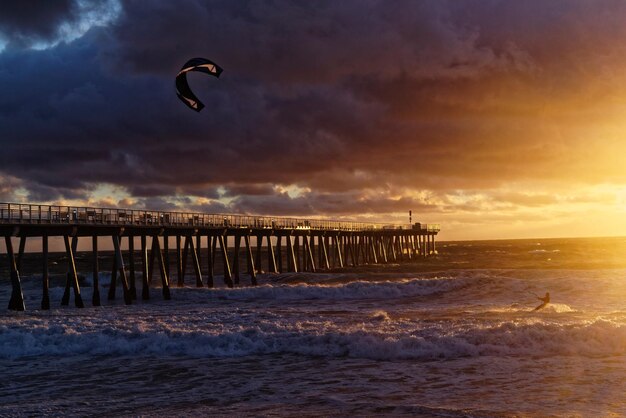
175, 57, 223, 112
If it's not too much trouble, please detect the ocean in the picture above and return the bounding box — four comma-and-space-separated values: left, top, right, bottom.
1, 237, 625, 417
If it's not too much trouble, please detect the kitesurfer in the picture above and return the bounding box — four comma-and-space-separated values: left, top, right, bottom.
533, 292, 550, 311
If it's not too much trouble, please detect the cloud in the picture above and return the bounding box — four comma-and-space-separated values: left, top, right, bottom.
2, 0, 626, 239
0, 1, 77, 46
0, 0, 121, 50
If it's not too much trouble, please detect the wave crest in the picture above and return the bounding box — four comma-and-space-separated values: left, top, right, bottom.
200, 277, 474, 301
1, 319, 624, 361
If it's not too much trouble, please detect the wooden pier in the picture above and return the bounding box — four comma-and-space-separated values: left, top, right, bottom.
0, 202, 440, 311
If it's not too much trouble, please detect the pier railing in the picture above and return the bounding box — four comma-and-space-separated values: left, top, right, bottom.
0, 202, 440, 232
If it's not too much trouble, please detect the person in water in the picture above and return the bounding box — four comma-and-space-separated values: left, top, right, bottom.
533, 292, 550, 311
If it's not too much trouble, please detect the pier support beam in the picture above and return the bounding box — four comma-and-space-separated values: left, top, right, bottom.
108, 247, 118, 300
206, 235, 215, 288
128, 235, 137, 300
311, 235, 324, 269
370, 237, 378, 264
5, 236, 25, 311
62, 235, 84, 308
233, 234, 241, 285
255, 235, 262, 273
42, 234, 50, 310
163, 234, 170, 281
321, 235, 330, 270
181, 236, 190, 286
62, 236, 78, 306
406, 236, 413, 260
196, 234, 201, 274
16, 236, 26, 273
218, 235, 233, 288
13, 237, 24, 276
188, 235, 203, 287
294, 236, 300, 271
348, 235, 356, 267
153, 235, 171, 300
141, 235, 150, 300
92, 236, 101, 306
361, 236, 369, 264
333, 235, 343, 268
287, 234, 297, 272
276, 235, 283, 273
244, 234, 257, 285
388, 236, 395, 261
304, 235, 316, 272
112, 234, 132, 305
176, 235, 183, 287
148, 236, 156, 285
299, 236, 306, 271
267, 235, 277, 273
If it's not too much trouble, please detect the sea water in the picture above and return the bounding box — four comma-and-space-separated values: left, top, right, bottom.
0, 237, 625, 416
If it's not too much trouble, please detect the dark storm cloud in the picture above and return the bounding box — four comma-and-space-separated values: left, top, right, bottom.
230, 189, 438, 217
0, 0, 119, 48
24, 182, 91, 202
2, 0, 626, 218
0, 1, 77, 46
223, 183, 276, 197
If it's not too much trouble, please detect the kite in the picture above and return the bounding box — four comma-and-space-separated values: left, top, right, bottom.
175, 57, 223, 112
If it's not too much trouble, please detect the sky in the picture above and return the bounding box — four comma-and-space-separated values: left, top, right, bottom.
2, 0, 626, 241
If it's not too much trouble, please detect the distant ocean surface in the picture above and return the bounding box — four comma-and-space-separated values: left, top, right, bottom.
1, 237, 625, 417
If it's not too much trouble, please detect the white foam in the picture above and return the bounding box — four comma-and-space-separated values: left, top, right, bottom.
528, 249, 560, 254
195, 277, 469, 301
540, 303, 575, 313
1, 313, 624, 361
370, 310, 391, 321
489, 303, 577, 314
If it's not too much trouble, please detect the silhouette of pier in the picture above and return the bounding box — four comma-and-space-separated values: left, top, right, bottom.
0, 202, 440, 311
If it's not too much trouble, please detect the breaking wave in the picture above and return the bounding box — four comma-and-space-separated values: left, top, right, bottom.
1, 318, 624, 360
195, 276, 489, 301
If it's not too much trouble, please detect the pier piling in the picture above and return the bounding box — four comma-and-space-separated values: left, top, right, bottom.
42, 234, 50, 310
5, 236, 25, 311
128, 235, 137, 300
63, 235, 84, 308
141, 235, 149, 300
92, 235, 100, 306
